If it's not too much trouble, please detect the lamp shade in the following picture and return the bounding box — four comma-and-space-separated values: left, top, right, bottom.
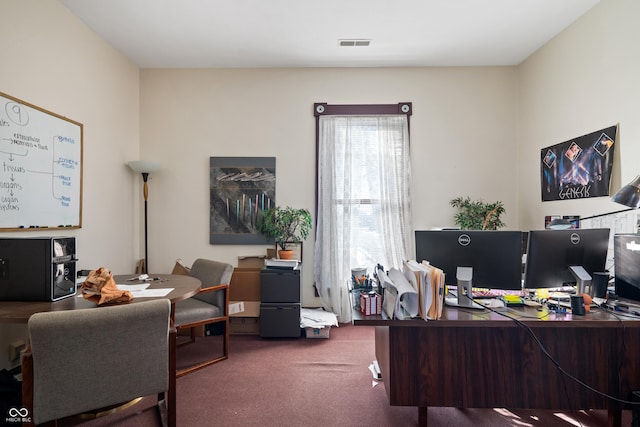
127, 160, 160, 174
612, 175, 640, 208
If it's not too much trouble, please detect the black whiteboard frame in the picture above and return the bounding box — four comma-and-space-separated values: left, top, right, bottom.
0, 91, 83, 231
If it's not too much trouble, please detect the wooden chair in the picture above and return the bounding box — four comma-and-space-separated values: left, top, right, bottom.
173, 258, 233, 377
21, 299, 174, 426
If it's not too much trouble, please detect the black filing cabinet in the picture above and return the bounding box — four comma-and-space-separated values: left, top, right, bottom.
260, 268, 301, 338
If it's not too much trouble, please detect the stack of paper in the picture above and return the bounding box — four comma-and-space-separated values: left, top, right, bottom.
376, 266, 419, 320
403, 260, 445, 320
300, 308, 338, 328
264, 258, 299, 269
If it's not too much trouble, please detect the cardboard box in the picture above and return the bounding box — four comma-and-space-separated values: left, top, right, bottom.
229, 301, 260, 335
230, 316, 260, 335
237, 255, 267, 269
305, 326, 331, 339
230, 300, 260, 317
230, 268, 261, 301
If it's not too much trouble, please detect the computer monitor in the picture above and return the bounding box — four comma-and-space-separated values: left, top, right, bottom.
523, 228, 610, 293
415, 230, 523, 308
614, 233, 640, 302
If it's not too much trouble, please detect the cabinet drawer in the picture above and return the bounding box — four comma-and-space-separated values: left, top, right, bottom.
260, 269, 300, 303
260, 303, 301, 338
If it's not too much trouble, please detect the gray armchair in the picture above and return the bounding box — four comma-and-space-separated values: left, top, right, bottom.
173, 258, 233, 377
22, 299, 174, 426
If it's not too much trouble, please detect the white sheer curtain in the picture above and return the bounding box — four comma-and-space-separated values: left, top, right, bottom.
314, 115, 413, 322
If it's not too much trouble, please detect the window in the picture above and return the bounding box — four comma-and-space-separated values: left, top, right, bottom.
314, 103, 413, 321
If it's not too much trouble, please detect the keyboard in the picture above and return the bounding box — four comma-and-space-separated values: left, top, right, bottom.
471, 288, 526, 299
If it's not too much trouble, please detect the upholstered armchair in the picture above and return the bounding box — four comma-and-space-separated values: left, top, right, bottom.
22, 299, 174, 426
173, 258, 233, 377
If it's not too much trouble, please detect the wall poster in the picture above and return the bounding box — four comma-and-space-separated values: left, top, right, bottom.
541, 125, 617, 202
209, 157, 276, 244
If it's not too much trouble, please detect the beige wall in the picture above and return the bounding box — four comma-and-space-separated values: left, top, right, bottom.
517, 0, 640, 230
0, 0, 140, 369
0, 0, 141, 271
140, 67, 519, 305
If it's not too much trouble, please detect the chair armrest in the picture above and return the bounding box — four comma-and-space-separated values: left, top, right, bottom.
198, 283, 229, 294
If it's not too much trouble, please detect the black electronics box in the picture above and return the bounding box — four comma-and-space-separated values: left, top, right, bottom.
0, 237, 77, 301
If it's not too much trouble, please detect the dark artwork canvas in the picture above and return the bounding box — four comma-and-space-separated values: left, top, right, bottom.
541, 125, 617, 202
210, 157, 276, 244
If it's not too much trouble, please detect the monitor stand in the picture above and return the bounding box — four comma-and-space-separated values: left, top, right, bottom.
444, 267, 485, 310
569, 265, 593, 295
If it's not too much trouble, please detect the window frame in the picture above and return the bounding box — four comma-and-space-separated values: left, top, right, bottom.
313, 102, 412, 219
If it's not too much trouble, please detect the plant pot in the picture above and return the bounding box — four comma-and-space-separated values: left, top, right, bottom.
278, 250, 294, 260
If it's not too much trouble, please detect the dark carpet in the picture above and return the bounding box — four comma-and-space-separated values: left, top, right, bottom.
59, 324, 631, 426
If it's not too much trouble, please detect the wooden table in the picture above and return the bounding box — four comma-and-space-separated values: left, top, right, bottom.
353, 306, 640, 427
0, 273, 200, 427
0, 273, 200, 323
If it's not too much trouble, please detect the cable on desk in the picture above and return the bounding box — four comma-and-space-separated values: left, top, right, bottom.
462, 293, 640, 407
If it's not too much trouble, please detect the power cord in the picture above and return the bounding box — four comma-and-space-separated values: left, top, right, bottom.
463, 293, 640, 407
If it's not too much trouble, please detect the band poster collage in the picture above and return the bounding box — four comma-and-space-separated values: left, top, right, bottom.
541, 125, 617, 229
541, 125, 617, 202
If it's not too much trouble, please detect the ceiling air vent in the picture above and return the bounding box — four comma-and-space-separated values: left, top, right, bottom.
339, 39, 371, 47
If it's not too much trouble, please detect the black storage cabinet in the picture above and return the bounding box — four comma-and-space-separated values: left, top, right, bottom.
260, 268, 301, 338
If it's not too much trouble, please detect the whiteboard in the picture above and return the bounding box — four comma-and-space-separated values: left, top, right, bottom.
0, 92, 82, 230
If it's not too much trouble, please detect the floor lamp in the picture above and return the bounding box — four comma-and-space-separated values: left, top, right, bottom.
547, 175, 640, 230
128, 161, 160, 274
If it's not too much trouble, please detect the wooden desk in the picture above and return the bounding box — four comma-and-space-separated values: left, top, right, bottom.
1, 273, 200, 427
354, 306, 640, 427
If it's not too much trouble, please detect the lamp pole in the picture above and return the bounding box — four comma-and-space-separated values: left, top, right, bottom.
142, 172, 150, 274
127, 160, 160, 275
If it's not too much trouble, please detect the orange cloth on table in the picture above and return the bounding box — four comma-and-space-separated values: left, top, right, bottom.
81, 267, 133, 305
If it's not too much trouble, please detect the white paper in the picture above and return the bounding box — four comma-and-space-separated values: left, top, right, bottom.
142, 288, 173, 297
300, 308, 338, 328
388, 268, 420, 318
120, 287, 174, 298
116, 283, 151, 292
376, 268, 419, 320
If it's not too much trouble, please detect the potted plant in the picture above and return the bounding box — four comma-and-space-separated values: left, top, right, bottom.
450, 196, 505, 230
259, 206, 312, 259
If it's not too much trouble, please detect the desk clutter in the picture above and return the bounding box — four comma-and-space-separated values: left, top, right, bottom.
347, 228, 640, 320
350, 268, 383, 315
351, 262, 444, 320
353, 259, 631, 320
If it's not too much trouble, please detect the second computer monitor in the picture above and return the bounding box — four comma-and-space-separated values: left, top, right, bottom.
614, 233, 640, 302
523, 228, 610, 290
415, 230, 523, 290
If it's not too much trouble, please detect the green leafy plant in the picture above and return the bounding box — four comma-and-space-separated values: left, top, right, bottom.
258, 206, 312, 251
450, 197, 505, 230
